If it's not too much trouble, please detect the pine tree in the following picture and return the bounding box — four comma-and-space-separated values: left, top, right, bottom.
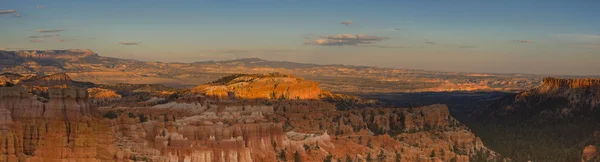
294, 151, 302, 162
346, 154, 352, 162
377, 150, 386, 161
323, 153, 333, 162
278, 150, 286, 161
366, 153, 373, 162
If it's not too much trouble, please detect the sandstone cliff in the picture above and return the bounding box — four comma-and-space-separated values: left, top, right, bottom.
272, 103, 500, 162
487, 77, 600, 121
192, 73, 324, 100
0, 86, 116, 161
473, 77, 600, 162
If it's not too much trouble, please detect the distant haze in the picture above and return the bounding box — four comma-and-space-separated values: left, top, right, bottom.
1, 0, 599, 75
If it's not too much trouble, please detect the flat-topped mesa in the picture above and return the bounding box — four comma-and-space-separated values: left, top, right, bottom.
14, 49, 97, 60
194, 73, 324, 100
0, 86, 93, 120
543, 77, 600, 89
19, 72, 74, 86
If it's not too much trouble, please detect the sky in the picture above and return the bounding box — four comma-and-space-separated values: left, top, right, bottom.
1, 0, 599, 75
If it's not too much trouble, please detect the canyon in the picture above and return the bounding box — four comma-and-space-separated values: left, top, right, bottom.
0, 72, 504, 162
1, 49, 598, 162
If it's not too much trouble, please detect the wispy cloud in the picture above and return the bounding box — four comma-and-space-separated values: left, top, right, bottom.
304, 34, 388, 46
36, 29, 66, 33
118, 41, 141, 45
554, 34, 600, 39
30, 39, 44, 43
424, 40, 436, 44
56, 38, 75, 42
12, 14, 21, 17
0, 10, 16, 14
28, 34, 58, 38
512, 40, 533, 43
36, 6, 45, 9
340, 20, 352, 26
363, 45, 404, 49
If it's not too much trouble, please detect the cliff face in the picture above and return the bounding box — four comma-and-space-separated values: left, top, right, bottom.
91, 98, 502, 162
474, 77, 600, 161
488, 77, 600, 121
18, 73, 94, 88
193, 74, 324, 100
274, 104, 498, 162
542, 77, 600, 89
0, 73, 504, 162
0, 86, 116, 161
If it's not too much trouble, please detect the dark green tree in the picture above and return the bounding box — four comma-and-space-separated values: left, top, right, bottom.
377, 150, 387, 161
366, 153, 373, 162
323, 153, 333, 162
278, 150, 286, 161
294, 151, 302, 162
346, 154, 352, 162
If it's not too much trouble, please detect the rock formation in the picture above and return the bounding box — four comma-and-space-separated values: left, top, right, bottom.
193, 74, 324, 100
0, 73, 505, 162
0, 86, 116, 161
474, 77, 600, 162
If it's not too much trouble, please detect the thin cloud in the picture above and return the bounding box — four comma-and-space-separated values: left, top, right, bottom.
36, 29, 66, 33
363, 45, 404, 49
340, 20, 352, 26
30, 39, 44, 43
118, 41, 140, 45
56, 38, 75, 42
393, 28, 402, 31
305, 34, 388, 46
36, 6, 45, 9
0, 10, 16, 14
554, 34, 600, 39
12, 14, 21, 17
512, 40, 532, 43
28, 35, 57, 38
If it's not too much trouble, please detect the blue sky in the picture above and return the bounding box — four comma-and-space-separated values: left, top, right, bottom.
1, 0, 599, 75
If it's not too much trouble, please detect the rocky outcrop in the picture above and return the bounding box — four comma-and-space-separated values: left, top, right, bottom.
487, 77, 600, 121
274, 104, 501, 162
193, 74, 323, 100
475, 77, 600, 162
582, 145, 598, 162
18, 72, 95, 87
0, 86, 116, 161
88, 88, 121, 105
543, 77, 600, 89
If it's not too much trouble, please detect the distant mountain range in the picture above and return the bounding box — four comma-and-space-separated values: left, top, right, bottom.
0, 49, 546, 92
